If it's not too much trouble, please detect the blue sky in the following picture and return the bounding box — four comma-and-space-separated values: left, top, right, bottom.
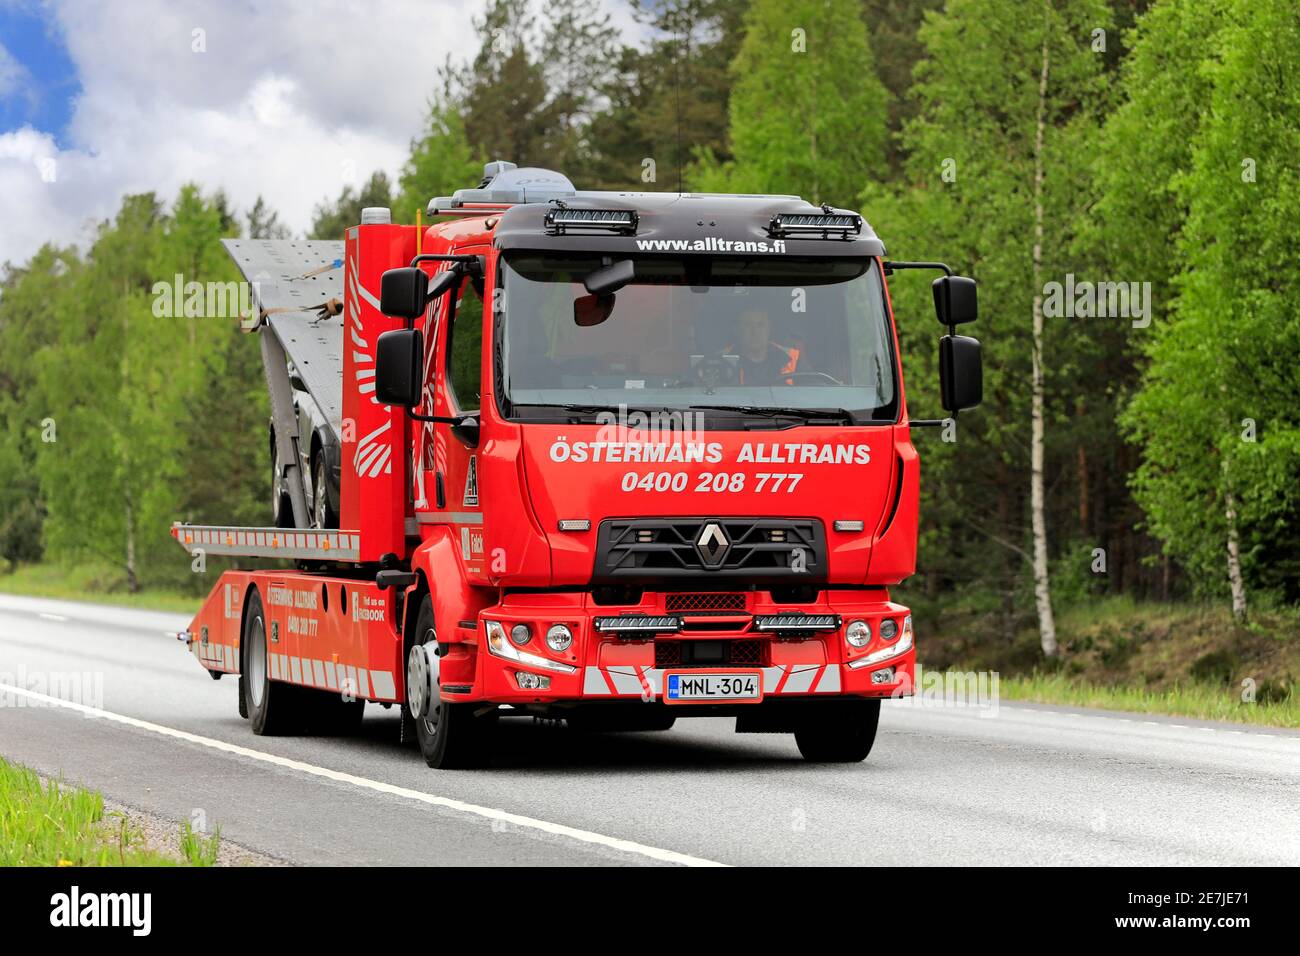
0, 3, 79, 149
0, 1, 642, 268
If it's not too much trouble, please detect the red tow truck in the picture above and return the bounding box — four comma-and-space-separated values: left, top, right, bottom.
173, 161, 982, 767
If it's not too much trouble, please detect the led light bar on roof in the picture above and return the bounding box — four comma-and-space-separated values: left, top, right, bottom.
544, 207, 639, 236
768, 212, 863, 239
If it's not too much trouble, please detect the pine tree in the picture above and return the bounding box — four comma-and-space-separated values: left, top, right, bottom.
309, 171, 394, 240
394, 99, 484, 223
690, 0, 888, 205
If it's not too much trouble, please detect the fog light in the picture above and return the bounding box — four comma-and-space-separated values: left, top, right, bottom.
515, 671, 551, 691
546, 624, 573, 651
871, 667, 895, 685
510, 623, 532, 646
846, 619, 872, 647
879, 618, 898, 641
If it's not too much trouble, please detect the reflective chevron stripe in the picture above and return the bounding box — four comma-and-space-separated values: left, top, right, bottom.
192, 640, 398, 702
581, 664, 842, 698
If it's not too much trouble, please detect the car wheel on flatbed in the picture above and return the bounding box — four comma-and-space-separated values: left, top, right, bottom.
312, 450, 338, 529
406, 595, 494, 768
793, 697, 881, 763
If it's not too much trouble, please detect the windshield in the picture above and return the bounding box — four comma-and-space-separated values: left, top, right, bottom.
498, 254, 898, 425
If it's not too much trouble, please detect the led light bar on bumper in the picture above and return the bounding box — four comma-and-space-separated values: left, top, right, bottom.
752, 613, 841, 633
544, 207, 639, 236
592, 615, 682, 635
485, 621, 577, 674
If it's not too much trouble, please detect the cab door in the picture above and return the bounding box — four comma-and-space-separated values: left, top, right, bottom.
417, 244, 488, 576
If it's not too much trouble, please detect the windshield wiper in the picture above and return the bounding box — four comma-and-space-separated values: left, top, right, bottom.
688, 404, 856, 425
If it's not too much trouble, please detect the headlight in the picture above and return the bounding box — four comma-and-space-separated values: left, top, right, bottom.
510, 623, 532, 646
846, 619, 872, 647
546, 624, 573, 651
485, 621, 577, 674
879, 618, 898, 641
848, 614, 914, 669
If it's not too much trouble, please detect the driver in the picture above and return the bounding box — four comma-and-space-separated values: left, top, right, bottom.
726, 308, 801, 385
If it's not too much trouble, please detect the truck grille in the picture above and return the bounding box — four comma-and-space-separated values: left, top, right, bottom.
655, 639, 764, 669
594, 517, 825, 583
665, 592, 746, 612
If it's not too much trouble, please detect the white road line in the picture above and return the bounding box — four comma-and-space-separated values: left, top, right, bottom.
995, 702, 1296, 740
37, 613, 68, 622
0, 682, 725, 868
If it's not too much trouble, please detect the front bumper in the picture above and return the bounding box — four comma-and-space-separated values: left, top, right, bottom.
448, 590, 915, 706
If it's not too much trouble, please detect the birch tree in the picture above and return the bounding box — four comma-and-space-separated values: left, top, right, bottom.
868, 0, 1109, 655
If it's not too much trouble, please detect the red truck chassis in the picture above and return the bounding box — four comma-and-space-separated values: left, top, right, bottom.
174, 161, 980, 767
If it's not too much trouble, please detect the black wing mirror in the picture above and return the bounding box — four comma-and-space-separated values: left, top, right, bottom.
380, 268, 428, 319
375, 328, 424, 406
380, 268, 460, 319
940, 334, 982, 411
933, 275, 977, 326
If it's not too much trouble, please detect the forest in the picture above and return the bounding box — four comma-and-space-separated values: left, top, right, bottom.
1, 0, 1297, 680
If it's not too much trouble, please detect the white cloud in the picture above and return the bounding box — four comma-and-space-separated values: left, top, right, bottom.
0, 40, 26, 99
0, 0, 486, 266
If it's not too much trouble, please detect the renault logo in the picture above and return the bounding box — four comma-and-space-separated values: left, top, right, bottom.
695, 522, 730, 568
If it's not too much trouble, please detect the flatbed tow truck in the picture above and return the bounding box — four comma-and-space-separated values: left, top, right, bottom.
173, 161, 982, 767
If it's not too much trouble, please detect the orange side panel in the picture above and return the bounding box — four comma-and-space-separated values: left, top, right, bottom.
183, 571, 405, 703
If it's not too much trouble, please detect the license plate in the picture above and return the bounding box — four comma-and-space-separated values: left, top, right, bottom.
663, 670, 763, 704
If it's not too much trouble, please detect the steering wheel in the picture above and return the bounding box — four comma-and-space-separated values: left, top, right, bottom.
694, 355, 739, 388
786, 370, 843, 386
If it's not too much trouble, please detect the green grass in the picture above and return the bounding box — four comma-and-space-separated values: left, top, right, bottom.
0, 562, 199, 614
0, 756, 220, 866
995, 673, 1300, 729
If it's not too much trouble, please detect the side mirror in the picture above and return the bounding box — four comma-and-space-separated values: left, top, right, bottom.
375, 328, 424, 407
584, 259, 635, 296
933, 275, 977, 326
574, 293, 615, 327
380, 268, 428, 319
940, 334, 983, 412
380, 267, 461, 319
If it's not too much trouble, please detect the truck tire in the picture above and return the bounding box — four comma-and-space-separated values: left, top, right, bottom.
406, 595, 494, 769
243, 588, 304, 735
793, 698, 881, 763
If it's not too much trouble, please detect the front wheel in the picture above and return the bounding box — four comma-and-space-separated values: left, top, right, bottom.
793, 698, 881, 763
406, 595, 494, 768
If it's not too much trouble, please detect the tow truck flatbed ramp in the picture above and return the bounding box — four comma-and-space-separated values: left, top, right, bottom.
221, 238, 345, 439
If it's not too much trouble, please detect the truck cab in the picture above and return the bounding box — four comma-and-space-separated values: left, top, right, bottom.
369, 163, 982, 765
175, 161, 980, 769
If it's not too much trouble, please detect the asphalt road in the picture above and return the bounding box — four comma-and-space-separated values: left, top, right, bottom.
1, 593, 1297, 866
